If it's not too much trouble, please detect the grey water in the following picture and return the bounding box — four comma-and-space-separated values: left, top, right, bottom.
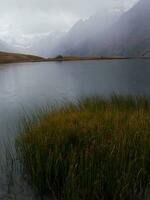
0, 59, 150, 139
0, 59, 150, 199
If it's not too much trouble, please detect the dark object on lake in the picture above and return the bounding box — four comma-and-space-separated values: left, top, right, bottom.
55, 55, 64, 60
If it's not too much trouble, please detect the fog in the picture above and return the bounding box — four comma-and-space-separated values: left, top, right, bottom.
0, 0, 139, 55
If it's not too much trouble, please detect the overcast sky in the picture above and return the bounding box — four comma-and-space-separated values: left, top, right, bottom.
0, 0, 139, 43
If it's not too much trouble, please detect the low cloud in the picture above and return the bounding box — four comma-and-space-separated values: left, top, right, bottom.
0, 0, 139, 43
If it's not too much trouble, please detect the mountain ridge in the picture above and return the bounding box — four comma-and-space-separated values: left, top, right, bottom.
54, 0, 150, 57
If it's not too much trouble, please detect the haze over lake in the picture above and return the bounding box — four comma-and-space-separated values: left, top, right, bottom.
0, 59, 150, 138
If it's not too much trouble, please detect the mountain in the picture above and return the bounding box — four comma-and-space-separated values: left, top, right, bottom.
98, 0, 150, 57
53, 11, 120, 56
10, 11, 118, 57
4, 0, 148, 57
54, 0, 150, 57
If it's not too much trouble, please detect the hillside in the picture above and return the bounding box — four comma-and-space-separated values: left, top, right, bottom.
1, 0, 149, 58
53, 11, 119, 56
54, 0, 150, 57
98, 0, 150, 56
0, 51, 44, 64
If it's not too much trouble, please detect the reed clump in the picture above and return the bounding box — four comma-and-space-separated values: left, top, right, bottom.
16, 96, 150, 200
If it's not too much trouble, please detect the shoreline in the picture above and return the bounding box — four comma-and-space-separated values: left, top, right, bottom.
0, 51, 150, 64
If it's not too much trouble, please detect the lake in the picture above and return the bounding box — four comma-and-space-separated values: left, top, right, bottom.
1, 59, 150, 199
0, 59, 150, 138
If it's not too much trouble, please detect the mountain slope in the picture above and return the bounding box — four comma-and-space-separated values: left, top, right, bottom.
55, 0, 150, 57
99, 0, 150, 56
54, 11, 119, 56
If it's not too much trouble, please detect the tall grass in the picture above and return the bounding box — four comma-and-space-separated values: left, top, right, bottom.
16, 96, 150, 200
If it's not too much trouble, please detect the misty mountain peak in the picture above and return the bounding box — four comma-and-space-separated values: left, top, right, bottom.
53, 0, 150, 57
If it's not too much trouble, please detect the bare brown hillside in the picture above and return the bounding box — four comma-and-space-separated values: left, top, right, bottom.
0, 51, 45, 64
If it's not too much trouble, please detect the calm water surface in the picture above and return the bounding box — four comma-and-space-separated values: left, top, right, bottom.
0, 59, 150, 138
1, 59, 150, 199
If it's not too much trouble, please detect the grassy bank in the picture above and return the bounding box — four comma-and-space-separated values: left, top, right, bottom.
16, 96, 150, 200
0, 51, 44, 64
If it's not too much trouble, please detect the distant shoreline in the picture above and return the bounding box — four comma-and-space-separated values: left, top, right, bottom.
0, 51, 150, 64
46, 56, 134, 62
